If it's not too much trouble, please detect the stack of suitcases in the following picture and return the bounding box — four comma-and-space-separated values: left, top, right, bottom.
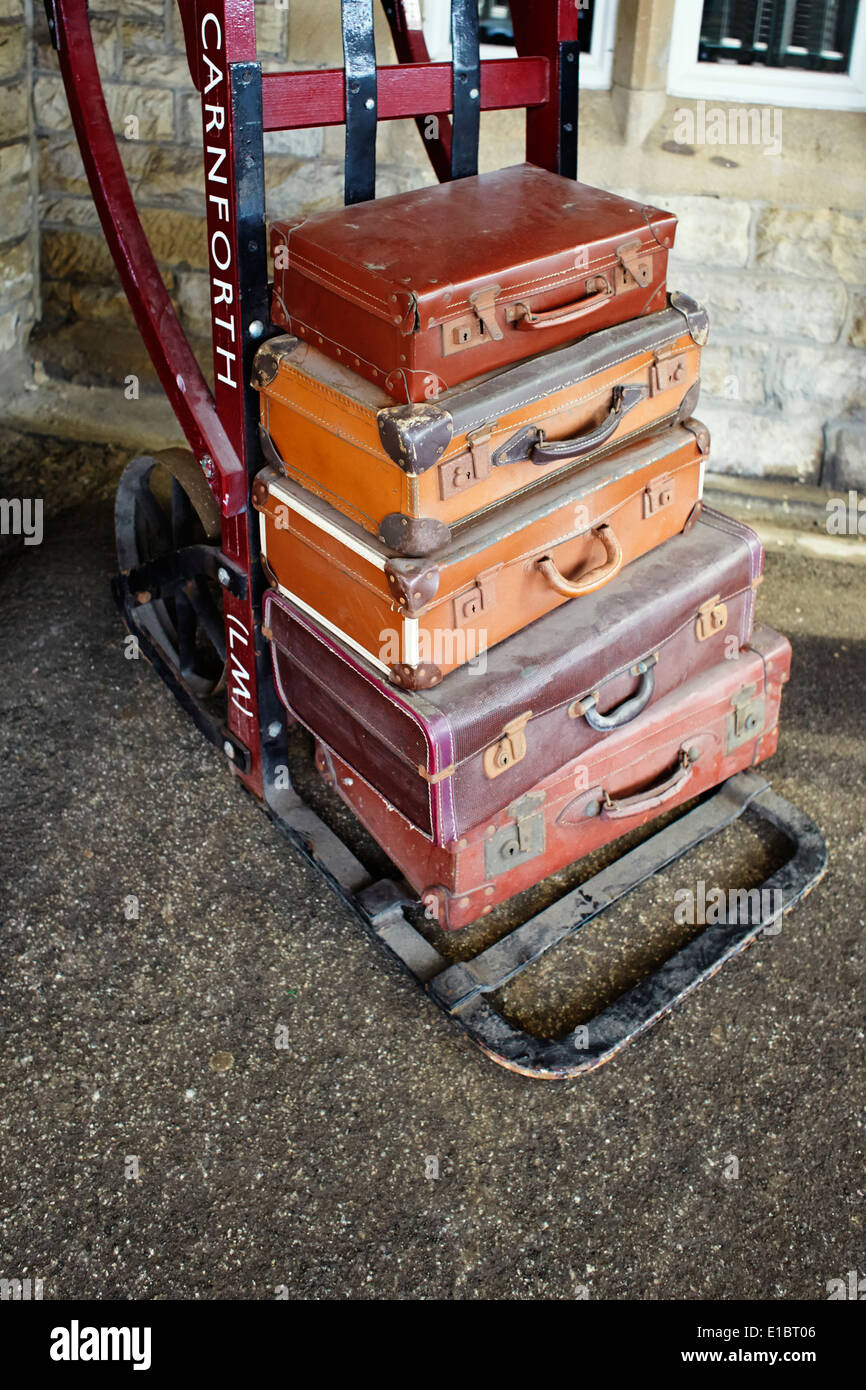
253, 163, 791, 930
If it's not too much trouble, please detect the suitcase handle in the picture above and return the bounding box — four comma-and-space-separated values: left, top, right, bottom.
536, 524, 623, 598
532, 383, 649, 466
599, 747, 696, 821
511, 277, 613, 331
491, 384, 648, 470
574, 652, 658, 731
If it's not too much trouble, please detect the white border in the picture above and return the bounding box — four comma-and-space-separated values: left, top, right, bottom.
421, 0, 620, 91
667, 0, 866, 111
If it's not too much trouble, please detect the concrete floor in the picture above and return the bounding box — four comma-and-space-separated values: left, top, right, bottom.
0, 494, 863, 1300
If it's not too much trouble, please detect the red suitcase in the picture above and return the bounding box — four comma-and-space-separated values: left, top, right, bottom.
263, 508, 764, 845
314, 624, 791, 930
269, 164, 676, 404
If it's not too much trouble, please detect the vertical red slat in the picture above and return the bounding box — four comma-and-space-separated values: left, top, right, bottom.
510, 0, 578, 173
195, 0, 264, 797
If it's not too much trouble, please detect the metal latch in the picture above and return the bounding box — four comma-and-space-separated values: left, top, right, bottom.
615, 239, 653, 291
468, 285, 504, 341
643, 473, 675, 518
438, 429, 492, 499
652, 349, 688, 393
453, 567, 497, 627
442, 286, 502, 355
727, 684, 766, 751
483, 710, 533, 780
484, 793, 546, 878
696, 594, 728, 641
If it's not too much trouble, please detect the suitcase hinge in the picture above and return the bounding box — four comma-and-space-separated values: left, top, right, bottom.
453, 566, 498, 627
417, 762, 456, 785
484, 793, 546, 878
616, 239, 653, 291
438, 429, 492, 499
652, 348, 689, 394
696, 594, 728, 641
727, 684, 766, 751
483, 710, 533, 780
643, 473, 675, 518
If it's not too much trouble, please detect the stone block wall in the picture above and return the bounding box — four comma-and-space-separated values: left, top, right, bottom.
619, 194, 866, 487
0, 0, 38, 375
4, 0, 866, 488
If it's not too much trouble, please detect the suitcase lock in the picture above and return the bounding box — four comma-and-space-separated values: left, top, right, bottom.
484, 793, 546, 878
483, 710, 533, 780
438, 429, 492, 499
652, 349, 688, 393
615, 240, 653, 292
454, 567, 497, 626
727, 684, 766, 751
643, 473, 675, 518
696, 595, 728, 641
442, 286, 503, 355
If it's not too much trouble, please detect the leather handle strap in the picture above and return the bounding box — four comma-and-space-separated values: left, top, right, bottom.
599, 748, 696, 821
529, 384, 649, 466
536, 524, 623, 599
512, 277, 612, 331
342, 0, 378, 205
450, 0, 481, 179
577, 654, 658, 732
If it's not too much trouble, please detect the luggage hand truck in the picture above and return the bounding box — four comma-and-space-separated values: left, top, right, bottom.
44, 0, 827, 1077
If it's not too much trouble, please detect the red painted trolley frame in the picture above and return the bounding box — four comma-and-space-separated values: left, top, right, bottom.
45, 0, 580, 802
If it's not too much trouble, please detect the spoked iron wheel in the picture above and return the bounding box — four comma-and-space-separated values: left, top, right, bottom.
115, 450, 228, 709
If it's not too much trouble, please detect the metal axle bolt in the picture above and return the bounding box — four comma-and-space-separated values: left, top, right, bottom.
248, 320, 265, 339
267, 721, 282, 739
217, 566, 231, 588
223, 740, 235, 760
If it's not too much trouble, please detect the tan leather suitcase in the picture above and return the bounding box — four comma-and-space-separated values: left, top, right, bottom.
314, 624, 791, 930
253, 420, 708, 689
269, 164, 676, 403
253, 294, 707, 557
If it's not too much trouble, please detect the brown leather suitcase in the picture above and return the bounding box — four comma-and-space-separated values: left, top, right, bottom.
269, 164, 677, 404
254, 420, 708, 689
254, 294, 706, 558
263, 508, 764, 846
314, 623, 791, 930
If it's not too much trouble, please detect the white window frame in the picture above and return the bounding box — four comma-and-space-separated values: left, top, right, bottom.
667, 0, 866, 111
420, 1, 620, 91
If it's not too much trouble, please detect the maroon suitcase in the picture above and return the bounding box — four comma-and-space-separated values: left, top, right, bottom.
263, 507, 764, 846
314, 624, 791, 930
269, 164, 676, 404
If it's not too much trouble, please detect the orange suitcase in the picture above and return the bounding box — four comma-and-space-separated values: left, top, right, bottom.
253, 420, 708, 689
254, 294, 706, 558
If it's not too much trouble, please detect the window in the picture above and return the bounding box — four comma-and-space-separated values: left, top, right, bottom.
421, 1, 620, 91
668, 0, 866, 108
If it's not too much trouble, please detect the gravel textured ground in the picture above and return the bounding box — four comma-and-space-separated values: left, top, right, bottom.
0, 494, 863, 1300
